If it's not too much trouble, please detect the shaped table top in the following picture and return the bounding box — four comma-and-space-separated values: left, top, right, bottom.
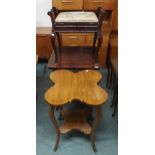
44, 70, 108, 106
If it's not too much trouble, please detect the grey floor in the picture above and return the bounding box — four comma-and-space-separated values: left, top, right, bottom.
36, 63, 118, 155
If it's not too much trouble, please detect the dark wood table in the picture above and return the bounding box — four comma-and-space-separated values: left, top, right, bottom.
47, 46, 100, 69
47, 7, 106, 69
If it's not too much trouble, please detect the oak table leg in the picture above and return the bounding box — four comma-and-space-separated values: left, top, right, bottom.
90, 106, 102, 152
48, 105, 60, 151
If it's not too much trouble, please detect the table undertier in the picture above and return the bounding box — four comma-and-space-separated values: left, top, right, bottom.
59, 109, 92, 135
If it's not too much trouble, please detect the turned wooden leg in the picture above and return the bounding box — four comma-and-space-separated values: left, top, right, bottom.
90, 106, 102, 152
48, 105, 60, 151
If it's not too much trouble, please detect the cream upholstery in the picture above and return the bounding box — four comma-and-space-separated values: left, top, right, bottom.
55, 12, 98, 23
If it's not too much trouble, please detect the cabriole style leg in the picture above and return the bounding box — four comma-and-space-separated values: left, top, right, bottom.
90, 106, 102, 152
48, 105, 60, 151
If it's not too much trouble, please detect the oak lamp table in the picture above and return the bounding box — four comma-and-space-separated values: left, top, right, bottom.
44, 69, 108, 152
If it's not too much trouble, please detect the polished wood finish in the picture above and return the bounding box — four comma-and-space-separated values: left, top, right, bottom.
84, 0, 114, 10
36, 36, 45, 59
44, 70, 108, 106
110, 58, 118, 77
36, 54, 39, 64
84, 31, 110, 67
112, 0, 118, 31
61, 33, 85, 46
48, 8, 111, 68
45, 70, 108, 152
47, 46, 101, 69
60, 109, 91, 134
85, 33, 98, 46
36, 0, 117, 65
44, 30, 110, 67
48, 105, 60, 151
47, 8, 104, 68
82, 0, 117, 66
48, 104, 103, 152
53, 0, 83, 10
36, 27, 53, 60
36, 27, 51, 35
109, 33, 118, 58
90, 106, 102, 152
99, 31, 110, 66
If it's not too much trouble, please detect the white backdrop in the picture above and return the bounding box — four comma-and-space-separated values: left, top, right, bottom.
36, 0, 52, 27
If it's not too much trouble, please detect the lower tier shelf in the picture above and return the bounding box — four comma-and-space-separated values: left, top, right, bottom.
59, 109, 92, 135
47, 46, 100, 69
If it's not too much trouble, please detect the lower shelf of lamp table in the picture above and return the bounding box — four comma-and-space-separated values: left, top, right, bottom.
59, 109, 92, 135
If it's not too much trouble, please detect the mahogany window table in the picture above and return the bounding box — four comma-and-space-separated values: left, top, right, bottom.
47, 7, 106, 69
44, 69, 108, 152
47, 46, 100, 69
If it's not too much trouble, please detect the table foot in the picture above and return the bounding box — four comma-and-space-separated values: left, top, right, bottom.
48, 105, 60, 151
90, 134, 97, 153
53, 134, 60, 151
89, 106, 102, 152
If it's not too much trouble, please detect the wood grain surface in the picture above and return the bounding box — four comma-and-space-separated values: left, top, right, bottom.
44, 70, 108, 106
60, 109, 91, 134
47, 47, 99, 69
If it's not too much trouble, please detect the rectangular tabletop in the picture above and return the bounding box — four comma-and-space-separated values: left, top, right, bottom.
47, 47, 100, 69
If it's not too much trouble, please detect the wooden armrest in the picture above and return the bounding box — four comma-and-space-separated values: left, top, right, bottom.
95, 7, 107, 29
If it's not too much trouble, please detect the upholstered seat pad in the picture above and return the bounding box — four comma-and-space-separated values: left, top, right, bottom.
55, 12, 98, 23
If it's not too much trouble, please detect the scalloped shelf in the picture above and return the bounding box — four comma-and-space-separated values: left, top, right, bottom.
60, 109, 91, 135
